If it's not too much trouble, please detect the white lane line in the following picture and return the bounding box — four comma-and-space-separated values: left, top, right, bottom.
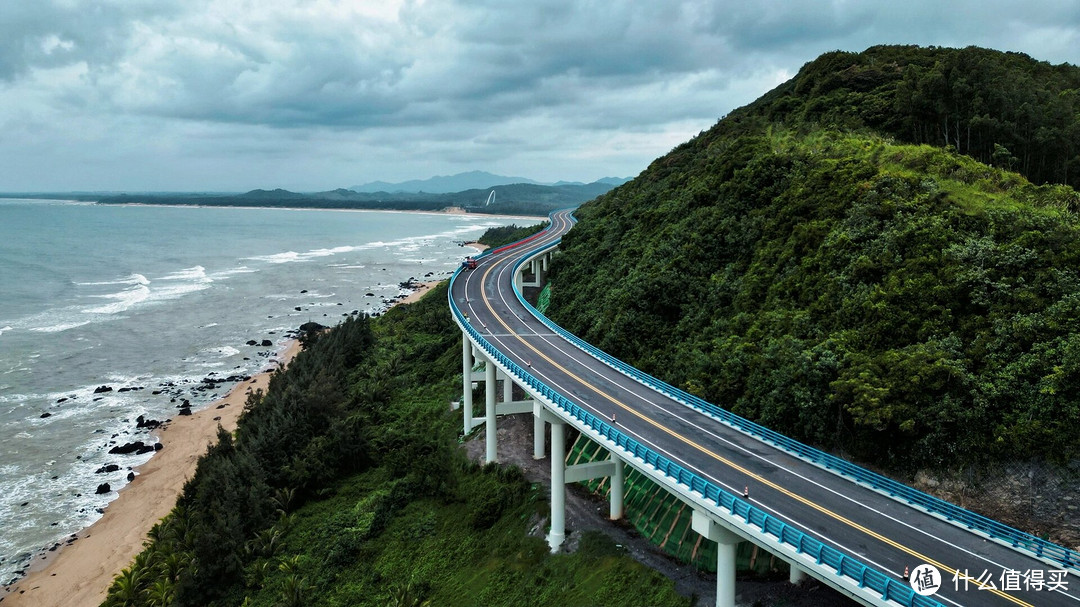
476, 215, 1058, 596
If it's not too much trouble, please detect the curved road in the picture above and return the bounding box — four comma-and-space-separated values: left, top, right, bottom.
452, 210, 1078, 607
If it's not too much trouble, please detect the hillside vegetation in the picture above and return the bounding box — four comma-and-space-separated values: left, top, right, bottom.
548, 46, 1080, 471
103, 252, 688, 606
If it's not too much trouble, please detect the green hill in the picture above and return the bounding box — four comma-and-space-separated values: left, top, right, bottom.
547, 46, 1080, 470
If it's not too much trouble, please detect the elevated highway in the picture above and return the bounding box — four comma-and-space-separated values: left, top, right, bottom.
449, 210, 1079, 607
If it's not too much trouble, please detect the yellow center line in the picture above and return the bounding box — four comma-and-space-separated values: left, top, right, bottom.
471, 213, 1032, 607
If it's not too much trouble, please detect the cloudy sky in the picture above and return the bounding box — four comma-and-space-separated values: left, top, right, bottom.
2, 1, 1080, 192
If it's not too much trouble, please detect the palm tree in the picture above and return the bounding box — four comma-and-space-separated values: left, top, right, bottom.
143, 578, 175, 607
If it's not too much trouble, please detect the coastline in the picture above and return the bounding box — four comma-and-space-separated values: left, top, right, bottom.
0, 276, 445, 607
0, 341, 302, 607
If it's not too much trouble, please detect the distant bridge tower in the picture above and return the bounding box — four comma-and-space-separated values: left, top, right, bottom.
485, 190, 495, 207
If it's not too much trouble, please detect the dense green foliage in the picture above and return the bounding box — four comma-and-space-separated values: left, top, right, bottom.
103, 283, 688, 607
476, 222, 550, 248
549, 127, 1080, 469
736, 45, 1080, 190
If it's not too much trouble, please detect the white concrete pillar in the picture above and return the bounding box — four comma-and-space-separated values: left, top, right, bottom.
541, 252, 549, 272
548, 421, 566, 551
533, 406, 545, 460
485, 360, 497, 463
789, 564, 807, 585
610, 457, 624, 520
501, 370, 512, 403
692, 510, 740, 607
716, 541, 736, 607
462, 334, 473, 434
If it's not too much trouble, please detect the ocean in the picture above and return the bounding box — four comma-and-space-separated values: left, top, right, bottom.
0, 199, 521, 585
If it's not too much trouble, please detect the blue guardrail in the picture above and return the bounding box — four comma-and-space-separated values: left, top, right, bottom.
509, 216, 1079, 579
448, 217, 948, 607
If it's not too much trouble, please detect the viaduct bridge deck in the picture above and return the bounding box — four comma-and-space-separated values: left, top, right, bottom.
449, 209, 1078, 607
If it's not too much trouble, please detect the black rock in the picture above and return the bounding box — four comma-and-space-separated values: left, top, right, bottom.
154, 443, 163, 451
246, 340, 258, 346
56, 397, 68, 404
300, 289, 308, 293
136, 416, 161, 430
127, 472, 135, 481
108, 438, 151, 453
39, 412, 51, 419
299, 321, 326, 334
178, 407, 192, 416
95, 483, 110, 494
95, 464, 120, 474
93, 386, 113, 394
135, 444, 155, 455
261, 339, 273, 347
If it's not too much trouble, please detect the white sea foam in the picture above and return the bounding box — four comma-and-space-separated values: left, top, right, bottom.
29, 320, 93, 333
75, 273, 150, 287
202, 345, 241, 358
158, 266, 209, 282
248, 251, 304, 264
209, 266, 257, 279
82, 283, 151, 314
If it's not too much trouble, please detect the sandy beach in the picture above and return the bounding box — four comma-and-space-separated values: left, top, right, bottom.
0, 278, 448, 607
0, 340, 302, 607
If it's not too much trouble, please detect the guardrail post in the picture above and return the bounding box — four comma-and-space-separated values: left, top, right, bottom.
461, 332, 473, 434
549, 420, 566, 552
610, 455, 624, 520
485, 357, 497, 463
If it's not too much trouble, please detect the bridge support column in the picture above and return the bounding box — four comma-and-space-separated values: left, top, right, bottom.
541, 252, 550, 272
548, 420, 566, 552
485, 358, 498, 463
461, 334, 473, 435
610, 456, 624, 520
501, 370, 513, 403
533, 402, 545, 460
692, 511, 739, 607
789, 564, 807, 585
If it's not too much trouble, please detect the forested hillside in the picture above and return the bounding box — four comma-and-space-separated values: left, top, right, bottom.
744, 45, 1080, 189
547, 45, 1080, 471
102, 242, 687, 607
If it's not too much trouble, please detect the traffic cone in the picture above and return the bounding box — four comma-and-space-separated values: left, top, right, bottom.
743, 486, 749, 499
903, 566, 910, 581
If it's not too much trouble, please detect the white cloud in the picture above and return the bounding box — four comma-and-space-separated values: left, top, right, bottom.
0, 0, 1078, 190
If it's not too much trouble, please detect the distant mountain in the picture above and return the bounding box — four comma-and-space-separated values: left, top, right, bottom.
94, 180, 620, 215
594, 176, 633, 186
350, 171, 540, 194
350, 171, 632, 194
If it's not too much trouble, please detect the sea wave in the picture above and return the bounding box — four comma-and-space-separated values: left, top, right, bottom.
75, 273, 150, 287
82, 283, 152, 315
157, 266, 210, 282
29, 319, 93, 333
